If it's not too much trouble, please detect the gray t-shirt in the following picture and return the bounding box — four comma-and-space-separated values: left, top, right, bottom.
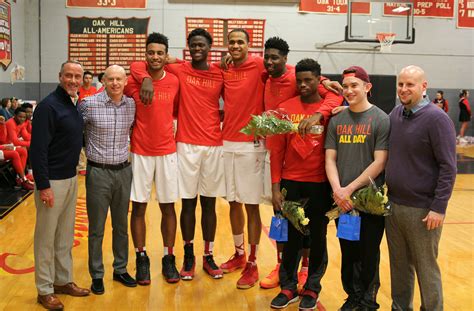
325, 105, 390, 188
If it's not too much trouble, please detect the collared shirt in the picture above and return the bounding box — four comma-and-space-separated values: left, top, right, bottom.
79, 91, 135, 165
402, 97, 430, 118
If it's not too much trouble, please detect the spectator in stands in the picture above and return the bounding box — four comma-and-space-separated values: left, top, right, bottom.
0, 98, 13, 120
0, 116, 33, 190
9, 97, 19, 115
22, 103, 33, 136
432, 90, 449, 113
96, 72, 105, 92
6, 107, 31, 148
30, 60, 90, 310
78, 71, 97, 103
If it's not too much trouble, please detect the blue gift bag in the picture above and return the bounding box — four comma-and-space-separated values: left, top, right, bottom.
337, 213, 361, 241
269, 214, 288, 242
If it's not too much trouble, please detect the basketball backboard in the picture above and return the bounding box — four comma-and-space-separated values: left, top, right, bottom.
346, 0, 415, 44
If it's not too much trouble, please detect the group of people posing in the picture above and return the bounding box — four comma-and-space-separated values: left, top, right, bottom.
29, 27, 457, 311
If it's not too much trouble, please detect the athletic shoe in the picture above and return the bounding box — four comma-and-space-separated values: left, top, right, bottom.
162, 254, 180, 283
136, 255, 151, 285
339, 297, 359, 311
236, 262, 258, 289
26, 173, 34, 182
260, 263, 280, 289
297, 269, 308, 293
79, 170, 86, 176
299, 289, 318, 310
180, 245, 195, 280
21, 179, 35, 191
203, 255, 223, 279
220, 252, 246, 273
270, 289, 299, 309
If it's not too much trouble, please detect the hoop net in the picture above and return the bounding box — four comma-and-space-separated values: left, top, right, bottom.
376, 32, 396, 53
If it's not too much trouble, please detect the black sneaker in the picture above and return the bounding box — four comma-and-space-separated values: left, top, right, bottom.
270, 290, 299, 309
136, 254, 151, 285
162, 254, 180, 283
299, 290, 318, 310
180, 245, 195, 280
339, 297, 360, 311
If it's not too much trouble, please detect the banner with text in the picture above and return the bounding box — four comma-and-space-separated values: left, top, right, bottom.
384, 1, 454, 18
457, 0, 474, 28
68, 17, 149, 74
299, 0, 371, 15
66, 0, 146, 9
185, 17, 265, 48
0, 2, 11, 70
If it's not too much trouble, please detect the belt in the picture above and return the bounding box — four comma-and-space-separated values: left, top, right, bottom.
87, 160, 130, 170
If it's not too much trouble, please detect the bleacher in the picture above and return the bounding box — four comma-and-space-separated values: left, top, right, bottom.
0, 159, 31, 219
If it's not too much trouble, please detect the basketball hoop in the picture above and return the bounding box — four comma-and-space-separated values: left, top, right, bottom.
376, 32, 396, 53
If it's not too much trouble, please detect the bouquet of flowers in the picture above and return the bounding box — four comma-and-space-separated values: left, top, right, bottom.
326, 177, 391, 221
280, 188, 310, 236
240, 109, 297, 138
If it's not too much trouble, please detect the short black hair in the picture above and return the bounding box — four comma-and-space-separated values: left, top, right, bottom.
83, 71, 93, 78
22, 103, 33, 109
14, 107, 26, 115
228, 28, 250, 43
459, 89, 468, 98
437, 90, 444, 96
264, 37, 290, 56
98, 72, 105, 82
295, 58, 321, 77
146, 32, 169, 52
187, 28, 213, 45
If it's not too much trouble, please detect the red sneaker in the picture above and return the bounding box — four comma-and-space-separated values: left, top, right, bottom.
237, 262, 259, 289
297, 268, 308, 294
26, 173, 34, 182
180, 254, 195, 281
220, 252, 246, 273
203, 255, 223, 279
78, 170, 86, 176
260, 263, 280, 289
21, 179, 35, 191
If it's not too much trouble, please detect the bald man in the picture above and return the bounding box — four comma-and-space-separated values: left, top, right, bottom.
79, 65, 137, 294
385, 66, 456, 311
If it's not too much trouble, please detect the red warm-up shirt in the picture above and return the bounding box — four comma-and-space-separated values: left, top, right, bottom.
125, 62, 179, 156
5, 118, 30, 147
0, 122, 6, 144
222, 56, 266, 142
270, 96, 331, 184
78, 86, 97, 103
165, 62, 224, 146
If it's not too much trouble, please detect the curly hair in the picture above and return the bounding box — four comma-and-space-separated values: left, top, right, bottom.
295, 58, 321, 77
264, 37, 290, 56
187, 28, 213, 45
146, 32, 169, 52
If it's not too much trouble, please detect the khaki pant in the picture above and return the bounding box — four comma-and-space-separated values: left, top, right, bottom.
34, 176, 78, 295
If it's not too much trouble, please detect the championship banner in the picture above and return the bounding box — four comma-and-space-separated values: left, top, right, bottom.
299, 0, 371, 15
68, 17, 149, 74
457, 0, 474, 28
384, 1, 454, 18
185, 18, 265, 48
66, 0, 146, 9
0, 2, 12, 70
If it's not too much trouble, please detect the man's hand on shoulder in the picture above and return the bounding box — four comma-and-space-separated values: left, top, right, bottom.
332, 106, 348, 116
422, 210, 445, 230
140, 78, 154, 105
220, 54, 233, 70
321, 79, 343, 94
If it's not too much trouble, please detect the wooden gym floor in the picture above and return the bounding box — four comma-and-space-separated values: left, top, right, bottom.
0, 146, 473, 310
